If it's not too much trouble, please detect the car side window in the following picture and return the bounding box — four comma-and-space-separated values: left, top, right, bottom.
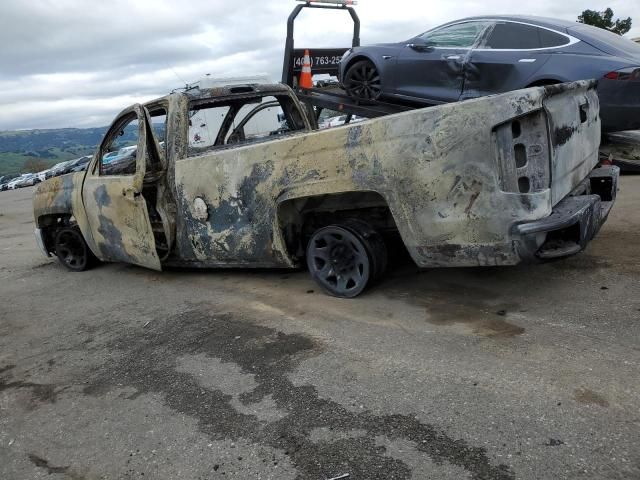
189, 105, 231, 149
100, 114, 139, 176
484, 22, 570, 50
484, 23, 540, 49
538, 28, 570, 48
419, 22, 488, 48
187, 94, 307, 157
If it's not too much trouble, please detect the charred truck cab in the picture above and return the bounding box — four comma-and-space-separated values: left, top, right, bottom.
33, 77, 618, 297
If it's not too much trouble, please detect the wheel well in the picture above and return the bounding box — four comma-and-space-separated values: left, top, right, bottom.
343, 55, 376, 75
526, 79, 561, 87
37, 214, 74, 254
277, 191, 397, 261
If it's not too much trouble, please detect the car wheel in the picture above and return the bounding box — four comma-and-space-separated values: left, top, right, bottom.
54, 226, 96, 272
306, 221, 387, 298
344, 60, 382, 102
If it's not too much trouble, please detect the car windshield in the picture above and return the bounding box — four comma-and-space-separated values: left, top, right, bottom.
570, 24, 640, 58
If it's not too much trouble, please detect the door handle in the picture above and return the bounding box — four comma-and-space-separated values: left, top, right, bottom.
382, 55, 393, 60
444, 55, 461, 60
122, 188, 141, 198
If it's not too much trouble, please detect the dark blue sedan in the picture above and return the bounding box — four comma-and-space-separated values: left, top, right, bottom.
339, 16, 640, 132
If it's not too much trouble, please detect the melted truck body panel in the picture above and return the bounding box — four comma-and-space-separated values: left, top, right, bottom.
33, 80, 610, 273
174, 81, 600, 268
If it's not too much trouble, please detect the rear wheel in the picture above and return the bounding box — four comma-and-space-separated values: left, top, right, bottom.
344, 60, 382, 101
306, 220, 387, 298
54, 226, 96, 272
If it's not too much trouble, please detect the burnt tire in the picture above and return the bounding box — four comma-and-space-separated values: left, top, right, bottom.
343, 60, 382, 102
341, 219, 387, 281
306, 220, 387, 298
54, 226, 96, 272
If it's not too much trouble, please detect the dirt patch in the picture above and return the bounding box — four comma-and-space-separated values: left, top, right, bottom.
574, 388, 610, 407
83, 307, 514, 480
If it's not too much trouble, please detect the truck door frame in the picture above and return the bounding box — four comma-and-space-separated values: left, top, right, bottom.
81, 104, 163, 270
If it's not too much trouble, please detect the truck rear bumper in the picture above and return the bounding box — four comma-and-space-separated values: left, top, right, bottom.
513, 166, 619, 261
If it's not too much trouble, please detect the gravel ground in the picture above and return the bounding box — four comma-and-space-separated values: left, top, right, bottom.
0, 177, 639, 480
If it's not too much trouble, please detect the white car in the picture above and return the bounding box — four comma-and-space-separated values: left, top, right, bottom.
319, 114, 366, 130
36, 170, 51, 182
7, 176, 25, 189
9, 174, 39, 189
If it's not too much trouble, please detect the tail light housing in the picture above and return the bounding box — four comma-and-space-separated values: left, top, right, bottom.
493, 110, 550, 194
603, 67, 640, 81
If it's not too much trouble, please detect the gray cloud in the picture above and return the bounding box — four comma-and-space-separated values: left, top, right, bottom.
0, 0, 637, 130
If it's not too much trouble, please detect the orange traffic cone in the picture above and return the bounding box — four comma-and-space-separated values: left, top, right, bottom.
299, 49, 313, 90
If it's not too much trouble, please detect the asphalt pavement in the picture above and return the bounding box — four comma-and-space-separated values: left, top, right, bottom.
0, 178, 639, 479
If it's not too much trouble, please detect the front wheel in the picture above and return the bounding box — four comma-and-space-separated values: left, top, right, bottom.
343, 60, 382, 102
54, 226, 97, 272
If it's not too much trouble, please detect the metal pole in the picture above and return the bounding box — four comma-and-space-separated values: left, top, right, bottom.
282, 4, 305, 85
281, 2, 361, 86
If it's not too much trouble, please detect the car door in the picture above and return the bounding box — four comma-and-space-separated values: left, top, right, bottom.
462, 21, 571, 99
175, 91, 310, 266
392, 21, 491, 103
81, 104, 162, 270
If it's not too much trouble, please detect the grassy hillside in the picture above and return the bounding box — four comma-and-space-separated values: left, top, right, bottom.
0, 126, 134, 176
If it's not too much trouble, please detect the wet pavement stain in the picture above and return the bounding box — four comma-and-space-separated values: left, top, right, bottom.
0, 368, 58, 409
574, 388, 610, 407
385, 278, 524, 338
28, 454, 69, 475
0, 364, 16, 374
83, 308, 514, 480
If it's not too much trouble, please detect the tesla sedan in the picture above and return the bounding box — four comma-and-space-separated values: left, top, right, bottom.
339, 15, 640, 132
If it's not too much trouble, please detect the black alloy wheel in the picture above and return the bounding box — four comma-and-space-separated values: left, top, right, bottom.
306, 221, 387, 298
54, 227, 95, 272
344, 60, 382, 101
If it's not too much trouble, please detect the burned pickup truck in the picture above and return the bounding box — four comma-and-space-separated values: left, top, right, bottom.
33, 80, 618, 297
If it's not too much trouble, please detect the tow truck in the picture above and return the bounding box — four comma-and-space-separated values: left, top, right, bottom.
282, 0, 418, 126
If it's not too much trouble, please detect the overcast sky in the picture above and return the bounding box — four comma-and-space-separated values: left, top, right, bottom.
0, 0, 637, 131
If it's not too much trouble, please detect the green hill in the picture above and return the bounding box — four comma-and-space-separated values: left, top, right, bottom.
0, 127, 107, 176
0, 125, 152, 176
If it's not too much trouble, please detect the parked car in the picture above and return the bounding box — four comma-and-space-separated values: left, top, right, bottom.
339, 15, 640, 132
319, 114, 367, 129
0, 183, 8, 191
49, 160, 80, 177
16, 174, 40, 188
0, 174, 19, 186
68, 156, 92, 173
8, 174, 37, 189
36, 168, 58, 182
7, 178, 22, 190
32, 80, 617, 297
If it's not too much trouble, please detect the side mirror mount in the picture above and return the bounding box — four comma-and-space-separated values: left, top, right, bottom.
407, 39, 434, 52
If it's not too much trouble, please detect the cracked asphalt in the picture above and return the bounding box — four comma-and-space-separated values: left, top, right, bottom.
1, 177, 639, 479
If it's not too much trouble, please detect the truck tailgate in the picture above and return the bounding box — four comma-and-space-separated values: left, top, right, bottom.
543, 81, 601, 205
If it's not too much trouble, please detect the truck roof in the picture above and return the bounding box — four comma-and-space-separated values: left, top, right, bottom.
144, 83, 292, 111
183, 83, 292, 101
